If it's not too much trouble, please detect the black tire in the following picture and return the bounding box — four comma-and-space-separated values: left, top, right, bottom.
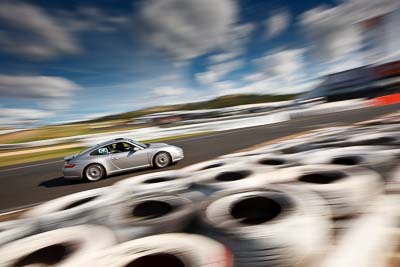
84, 164, 106, 182
153, 152, 172, 168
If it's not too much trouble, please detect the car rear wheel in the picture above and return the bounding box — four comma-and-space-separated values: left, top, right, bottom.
153, 152, 171, 168
84, 164, 105, 182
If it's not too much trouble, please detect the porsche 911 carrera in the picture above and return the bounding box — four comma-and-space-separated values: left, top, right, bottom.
62, 138, 184, 181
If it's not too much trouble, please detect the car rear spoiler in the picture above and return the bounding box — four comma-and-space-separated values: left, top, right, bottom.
64, 155, 76, 162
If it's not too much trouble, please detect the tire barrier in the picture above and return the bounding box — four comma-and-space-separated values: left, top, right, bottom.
251, 138, 320, 155
354, 124, 400, 134
301, 126, 355, 140
346, 132, 400, 146
23, 188, 112, 231
96, 194, 194, 242
85, 233, 231, 267
304, 134, 352, 149
0, 219, 38, 247
0, 225, 116, 267
274, 165, 383, 218
332, 216, 359, 239
112, 170, 201, 201
191, 164, 277, 196
387, 166, 400, 194
182, 158, 241, 172
243, 154, 299, 169
199, 186, 332, 267
299, 146, 399, 180
220, 137, 333, 159
219, 150, 270, 159
314, 196, 399, 267
1, 112, 400, 265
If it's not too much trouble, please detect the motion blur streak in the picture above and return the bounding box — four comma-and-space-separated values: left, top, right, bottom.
0, 1, 400, 267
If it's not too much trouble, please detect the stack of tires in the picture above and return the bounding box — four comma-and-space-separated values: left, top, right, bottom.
22, 187, 112, 231
0, 218, 38, 247
198, 186, 331, 267
94, 193, 195, 242
83, 233, 231, 267
0, 111, 399, 266
0, 225, 117, 267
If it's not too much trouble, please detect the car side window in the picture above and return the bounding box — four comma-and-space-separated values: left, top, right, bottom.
91, 146, 110, 156
109, 142, 133, 153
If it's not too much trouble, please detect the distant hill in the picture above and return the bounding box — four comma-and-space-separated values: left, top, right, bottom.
88, 93, 297, 123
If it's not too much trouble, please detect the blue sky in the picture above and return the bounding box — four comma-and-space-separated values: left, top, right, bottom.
0, 0, 399, 126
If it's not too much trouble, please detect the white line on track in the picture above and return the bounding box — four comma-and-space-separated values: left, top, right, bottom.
0, 160, 64, 172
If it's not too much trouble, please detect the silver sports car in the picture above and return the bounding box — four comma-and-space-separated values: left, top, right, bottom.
62, 138, 184, 182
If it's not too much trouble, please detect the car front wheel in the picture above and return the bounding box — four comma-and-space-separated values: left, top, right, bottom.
153, 152, 171, 168
84, 164, 105, 182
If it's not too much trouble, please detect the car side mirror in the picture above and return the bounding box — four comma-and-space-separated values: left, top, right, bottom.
132, 147, 140, 151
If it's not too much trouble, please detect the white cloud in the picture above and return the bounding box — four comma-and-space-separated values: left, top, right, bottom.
300, 0, 400, 70
255, 48, 306, 81
60, 6, 130, 33
137, 0, 252, 60
0, 1, 80, 59
0, 75, 79, 99
196, 48, 312, 96
152, 86, 188, 97
265, 10, 291, 39
214, 76, 319, 96
209, 48, 318, 96
243, 73, 265, 82
0, 108, 53, 127
209, 51, 239, 64
196, 59, 243, 84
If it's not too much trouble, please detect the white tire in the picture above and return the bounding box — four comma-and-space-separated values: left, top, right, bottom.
251, 138, 319, 155
274, 165, 383, 218
314, 195, 399, 267
387, 166, 400, 194
182, 158, 241, 172
219, 151, 271, 159
0, 225, 116, 267
200, 186, 332, 267
0, 219, 38, 247
191, 163, 278, 196
299, 146, 398, 177
114, 170, 191, 194
112, 170, 204, 202
347, 132, 400, 146
23, 187, 113, 231
86, 233, 231, 267
302, 126, 354, 139
242, 154, 299, 169
97, 194, 195, 242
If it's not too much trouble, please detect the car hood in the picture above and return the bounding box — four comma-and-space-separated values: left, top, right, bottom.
147, 143, 169, 148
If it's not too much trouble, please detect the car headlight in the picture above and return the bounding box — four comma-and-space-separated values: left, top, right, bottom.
175, 147, 184, 154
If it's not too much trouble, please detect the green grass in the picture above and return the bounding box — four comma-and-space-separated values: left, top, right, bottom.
0, 124, 141, 144
0, 147, 84, 167
0, 131, 213, 167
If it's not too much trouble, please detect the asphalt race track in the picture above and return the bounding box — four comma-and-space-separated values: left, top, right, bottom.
0, 104, 399, 212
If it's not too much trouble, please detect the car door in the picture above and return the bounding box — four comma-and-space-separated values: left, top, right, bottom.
108, 142, 149, 170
